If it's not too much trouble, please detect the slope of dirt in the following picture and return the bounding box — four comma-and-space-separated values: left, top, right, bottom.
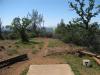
0, 38, 64, 75
0, 38, 87, 75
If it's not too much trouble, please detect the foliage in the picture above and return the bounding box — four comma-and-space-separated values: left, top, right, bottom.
67, 0, 100, 52
55, 19, 67, 39
39, 27, 53, 38
55, 19, 100, 53
28, 9, 43, 36
55, 0, 100, 53
12, 17, 31, 42
1, 9, 47, 40
0, 18, 4, 40
68, 0, 100, 29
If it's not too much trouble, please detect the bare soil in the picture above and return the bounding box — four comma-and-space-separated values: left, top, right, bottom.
0, 38, 64, 75
0, 38, 88, 75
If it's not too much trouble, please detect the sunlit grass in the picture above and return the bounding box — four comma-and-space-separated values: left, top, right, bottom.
48, 54, 100, 75
48, 39, 66, 47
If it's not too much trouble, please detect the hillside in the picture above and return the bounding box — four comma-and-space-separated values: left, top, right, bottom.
0, 38, 100, 75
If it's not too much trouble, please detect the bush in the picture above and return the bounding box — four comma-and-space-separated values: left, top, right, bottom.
55, 20, 100, 53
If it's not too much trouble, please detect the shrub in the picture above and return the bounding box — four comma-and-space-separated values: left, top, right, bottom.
55, 19, 100, 53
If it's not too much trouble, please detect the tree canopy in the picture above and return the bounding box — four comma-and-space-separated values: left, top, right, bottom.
12, 17, 31, 42
68, 0, 100, 29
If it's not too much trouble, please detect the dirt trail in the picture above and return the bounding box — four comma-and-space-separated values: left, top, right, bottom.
35, 38, 48, 57
0, 38, 63, 75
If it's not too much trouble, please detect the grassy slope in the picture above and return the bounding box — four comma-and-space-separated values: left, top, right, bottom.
63, 54, 100, 75
47, 39, 100, 75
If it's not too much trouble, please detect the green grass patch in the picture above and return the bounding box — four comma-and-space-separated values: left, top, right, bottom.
15, 39, 43, 49
48, 39, 65, 47
49, 54, 100, 75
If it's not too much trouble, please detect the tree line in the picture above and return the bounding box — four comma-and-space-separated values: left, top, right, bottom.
55, 0, 100, 53
0, 9, 53, 42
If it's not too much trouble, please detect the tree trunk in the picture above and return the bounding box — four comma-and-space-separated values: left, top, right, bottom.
0, 28, 4, 40
20, 30, 29, 42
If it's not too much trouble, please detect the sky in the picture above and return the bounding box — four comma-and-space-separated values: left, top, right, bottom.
0, 0, 100, 27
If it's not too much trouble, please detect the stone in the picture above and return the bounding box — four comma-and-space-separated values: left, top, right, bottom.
83, 59, 91, 67
27, 64, 74, 75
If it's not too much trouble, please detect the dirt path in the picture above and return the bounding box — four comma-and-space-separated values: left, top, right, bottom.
0, 38, 64, 75
35, 38, 49, 57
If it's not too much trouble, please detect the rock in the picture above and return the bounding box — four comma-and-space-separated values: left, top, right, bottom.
83, 59, 92, 67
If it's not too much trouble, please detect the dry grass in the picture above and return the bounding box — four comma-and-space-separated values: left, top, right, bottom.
0, 38, 44, 59
6, 48, 19, 56
48, 39, 66, 47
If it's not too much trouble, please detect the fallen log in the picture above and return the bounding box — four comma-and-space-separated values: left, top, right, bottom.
79, 51, 96, 57
93, 57, 100, 65
96, 55, 100, 59
78, 51, 100, 65
79, 51, 100, 59
0, 54, 28, 68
